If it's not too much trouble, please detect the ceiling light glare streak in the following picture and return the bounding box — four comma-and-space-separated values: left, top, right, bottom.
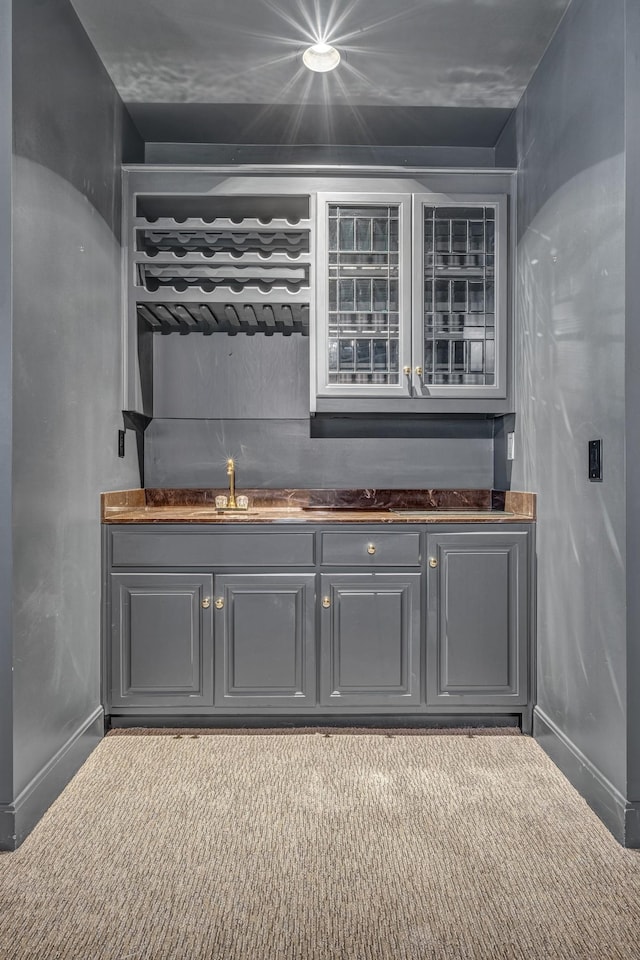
302, 41, 341, 72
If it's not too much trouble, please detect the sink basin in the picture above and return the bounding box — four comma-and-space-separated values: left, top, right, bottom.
390, 509, 513, 518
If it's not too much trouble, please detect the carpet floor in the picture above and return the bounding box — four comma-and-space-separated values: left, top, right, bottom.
0, 733, 639, 959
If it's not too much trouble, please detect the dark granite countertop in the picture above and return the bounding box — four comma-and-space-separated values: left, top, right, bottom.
101, 489, 536, 524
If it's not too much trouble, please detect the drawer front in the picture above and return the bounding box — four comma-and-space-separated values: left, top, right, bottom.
111, 529, 315, 568
320, 531, 421, 566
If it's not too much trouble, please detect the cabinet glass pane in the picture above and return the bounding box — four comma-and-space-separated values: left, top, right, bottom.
327, 204, 401, 385
422, 205, 497, 386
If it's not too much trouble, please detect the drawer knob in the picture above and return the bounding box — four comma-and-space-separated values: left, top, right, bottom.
403, 366, 411, 376
367, 543, 376, 555
202, 597, 211, 609
414, 366, 423, 377
322, 596, 331, 608
214, 597, 224, 609
429, 557, 438, 568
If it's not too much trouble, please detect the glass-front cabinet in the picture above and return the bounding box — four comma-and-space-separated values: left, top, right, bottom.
412, 195, 506, 399
315, 191, 507, 403
316, 193, 412, 397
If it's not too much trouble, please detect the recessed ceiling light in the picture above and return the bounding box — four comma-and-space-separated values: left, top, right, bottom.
302, 41, 341, 73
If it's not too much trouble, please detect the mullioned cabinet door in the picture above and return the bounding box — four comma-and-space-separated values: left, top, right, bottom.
213, 574, 316, 708
315, 193, 413, 398
319, 572, 421, 707
111, 573, 214, 708
411, 195, 508, 400
426, 530, 529, 706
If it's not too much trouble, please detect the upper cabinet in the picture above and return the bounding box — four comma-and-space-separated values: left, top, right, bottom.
315, 191, 507, 405
413, 196, 506, 400
122, 169, 512, 417
122, 170, 315, 415
132, 191, 312, 329
316, 193, 412, 397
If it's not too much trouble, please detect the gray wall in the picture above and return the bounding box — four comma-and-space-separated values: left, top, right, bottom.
146, 332, 495, 489
625, 1, 640, 817
0, 0, 13, 814
8, 0, 140, 816
146, 418, 495, 490
510, 0, 627, 802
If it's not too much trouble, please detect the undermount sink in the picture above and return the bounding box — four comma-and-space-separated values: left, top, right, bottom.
390, 509, 513, 518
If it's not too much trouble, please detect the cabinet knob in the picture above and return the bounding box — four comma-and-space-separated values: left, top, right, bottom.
414, 366, 423, 377
403, 366, 411, 376
322, 596, 331, 608
428, 557, 438, 568
367, 543, 376, 555
214, 597, 224, 609
202, 597, 211, 609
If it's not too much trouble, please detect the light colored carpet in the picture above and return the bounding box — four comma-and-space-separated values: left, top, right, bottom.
0, 734, 639, 959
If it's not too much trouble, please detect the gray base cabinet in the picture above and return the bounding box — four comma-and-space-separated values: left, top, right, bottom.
426, 530, 529, 706
104, 523, 534, 724
111, 573, 214, 708
214, 574, 315, 708
320, 573, 420, 707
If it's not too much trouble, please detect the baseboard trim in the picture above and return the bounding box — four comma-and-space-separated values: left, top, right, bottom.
108, 713, 522, 730
0, 706, 103, 851
534, 707, 640, 847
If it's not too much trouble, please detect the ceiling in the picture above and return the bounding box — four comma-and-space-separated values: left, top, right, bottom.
69, 0, 572, 148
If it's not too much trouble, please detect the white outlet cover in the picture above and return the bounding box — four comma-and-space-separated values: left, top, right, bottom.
507, 432, 515, 461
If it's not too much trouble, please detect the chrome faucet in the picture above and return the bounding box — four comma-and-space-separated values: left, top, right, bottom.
226, 458, 237, 508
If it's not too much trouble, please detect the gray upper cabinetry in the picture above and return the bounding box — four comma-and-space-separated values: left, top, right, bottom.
315, 192, 413, 399
122, 168, 315, 415
122, 168, 513, 418
412, 195, 507, 401
314, 190, 508, 406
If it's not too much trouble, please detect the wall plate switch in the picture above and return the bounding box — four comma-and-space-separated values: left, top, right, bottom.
588, 438, 602, 481
507, 431, 515, 461
118, 429, 125, 458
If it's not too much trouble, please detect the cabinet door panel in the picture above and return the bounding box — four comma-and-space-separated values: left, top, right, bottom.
320, 573, 421, 707
412, 194, 507, 400
111, 573, 213, 708
215, 575, 315, 707
426, 532, 528, 705
316, 193, 412, 398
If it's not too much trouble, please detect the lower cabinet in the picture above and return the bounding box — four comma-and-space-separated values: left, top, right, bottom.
105, 523, 533, 721
319, 573, 421, 707
214, 574, 316, 708
425, 530, 529, 706
111, 573, 214, 708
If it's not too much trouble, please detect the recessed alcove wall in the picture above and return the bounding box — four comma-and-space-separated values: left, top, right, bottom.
144, 331, 497, 489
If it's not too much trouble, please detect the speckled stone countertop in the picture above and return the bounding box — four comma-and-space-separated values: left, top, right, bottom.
102, 489, 536, 524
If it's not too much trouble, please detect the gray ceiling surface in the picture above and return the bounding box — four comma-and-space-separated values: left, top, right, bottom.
71, 0, 571, 108
69, 0, 571, 149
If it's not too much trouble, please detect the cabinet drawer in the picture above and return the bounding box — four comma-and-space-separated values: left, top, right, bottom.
320, 531, 420, 566
111, 529, 315, 568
